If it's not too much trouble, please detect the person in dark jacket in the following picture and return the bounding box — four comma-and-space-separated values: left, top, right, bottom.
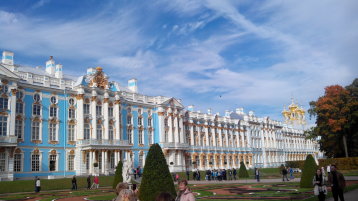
328, 165, 346, 201
233, 168, 237, 180
186, 170, 190, 180
71, 175, 77, 190
282, 167, 289, 181
87, 175, 91, 190
313, 168, 327, 201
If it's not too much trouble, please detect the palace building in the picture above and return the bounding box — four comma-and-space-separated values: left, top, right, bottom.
0, 51, 321, 180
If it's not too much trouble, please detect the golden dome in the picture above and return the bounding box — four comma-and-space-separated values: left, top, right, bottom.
96, 66, 103, 71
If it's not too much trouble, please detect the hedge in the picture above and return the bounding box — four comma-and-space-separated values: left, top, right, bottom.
287, 157, 358, 170
300, 154, 318, 188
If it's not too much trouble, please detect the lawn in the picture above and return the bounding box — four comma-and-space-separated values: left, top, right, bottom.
0, 176, 114, 194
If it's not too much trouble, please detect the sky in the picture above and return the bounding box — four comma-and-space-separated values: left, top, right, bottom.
0, 0, 357, 123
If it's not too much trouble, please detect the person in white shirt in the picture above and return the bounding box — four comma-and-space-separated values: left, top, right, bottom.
35, 178, 41, 193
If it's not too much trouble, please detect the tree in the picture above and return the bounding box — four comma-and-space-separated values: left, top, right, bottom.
238, 161, 249, 178
308, 85, 352, 157
345, 78, 358, 157
139, 144, 176, 201
300, 154, 318, 188
112, 161, 123, 189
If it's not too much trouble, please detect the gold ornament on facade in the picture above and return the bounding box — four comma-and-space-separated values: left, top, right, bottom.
49, 141, 59, 145
88, 67, 109, 89
76, 94, 84, 100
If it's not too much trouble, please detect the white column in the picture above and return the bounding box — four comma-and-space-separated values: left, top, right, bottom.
190, 123, 194, 145
91, 92, 97, 139
89, 151, 93, 174
225, 129, 229, 147
205, 123, 209, 146
77, 94, 84, 139
179, 114, 184, 143
101, 151, 105, 174
9, 89, 17, 137
168, 114, 174, 142
174, 114, 179, 143
218, 128, 223, 147
103, 94, 109, 140
114, 100, 121, 140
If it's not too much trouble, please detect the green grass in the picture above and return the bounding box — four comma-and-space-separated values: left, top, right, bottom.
0, 176, 114, 194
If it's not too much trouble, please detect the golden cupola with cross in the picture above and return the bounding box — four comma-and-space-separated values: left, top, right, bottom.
282, 99, 306, 125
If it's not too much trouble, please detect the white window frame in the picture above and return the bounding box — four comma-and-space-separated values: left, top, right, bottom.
16, 102, 24, 114
49, 106, 57, 118
96, 105, 102, 116
108, 107, 114, 117
84, 103, 90, 115
68, 154, 75, 171
0, 116, 8, 136
32, 104, 41, 116
84, 123, 90, 140
138, 130, 143, 144
127, 128, 132, 144
108, 125, 114, 140
49, 122, 57, 141
96, 124, 102, 140
68, 124, 75, 141
31, 153, 41, 172
0, 97, 9, 111
15, 119, 23, 139
68, 108, 75, 119
148, 130, 153, 144
0, 152, 6, 172
14, 153, 23, 172
31, 121, 42, 141
49, 154, 57, 171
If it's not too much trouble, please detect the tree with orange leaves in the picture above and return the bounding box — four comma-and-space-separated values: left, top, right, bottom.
308, 79, 358, 158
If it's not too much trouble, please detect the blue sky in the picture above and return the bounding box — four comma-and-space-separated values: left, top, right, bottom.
1, 0, 357, 123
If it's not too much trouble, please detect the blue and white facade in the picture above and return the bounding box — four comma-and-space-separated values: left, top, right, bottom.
0, 51, 321, 181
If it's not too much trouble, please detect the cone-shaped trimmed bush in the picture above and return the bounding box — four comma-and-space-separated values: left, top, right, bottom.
112, 161, 123, 189
300, 154, 318, 188
238, 161, 249, 178
139, 144, 176, 201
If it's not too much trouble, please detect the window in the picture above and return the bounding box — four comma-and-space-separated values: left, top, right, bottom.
0, 152, 5, 172
84, 124, 90, 140
1, 85, 8, 93
0, 97, 8, 110
15, 119, 23, 138
98, 153, 102, 170
127, 115, 132, 124
16, 102, 23, 114
148, 130, 153, 144
109, 125, 114, 140
33, 94, 40, 102
110, 152, 115, 169
49, 123, 57, 141
86, 153, 90, 170
69, 98, 75, 106
164, 118, 168, 127
127, 128, 132, 144
0, 116, 7, 136
84, 103, 90, 115
108, 107, 113, 117
69, 108, 75, 119
164, 131, 168, 142
139, 130, 143, 144
16, 91, 23, 99
50, 106, 57, 117
139, 153, 143, 168
31, 154, 40, 171
148, 118, 152, 127
138, 117, 142, 126
49, 155, 56, 171
14, 153, 22, 172
50, 96, 57, 104
31, 121, 40, 140
33, 104, 41, 116
68, 124, 75, 141
68, 155, 74, 171
96, 105, 102, 116
96, 124, 102, 140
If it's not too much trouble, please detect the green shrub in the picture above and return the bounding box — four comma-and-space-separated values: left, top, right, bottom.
286, 160, 305, 169
139, 144, 176, 201
112, 161, 123, 189
238, 162, 249, 178
300, 154, 318, 188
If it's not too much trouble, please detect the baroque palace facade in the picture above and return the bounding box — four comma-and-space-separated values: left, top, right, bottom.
0, 51, 321, 180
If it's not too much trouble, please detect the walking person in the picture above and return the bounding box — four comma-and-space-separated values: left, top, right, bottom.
176, 180, 195, 201
282, 167, 289, 181
35, 177, 41, 193
87, 175, 91, 189
233, 168, 237, 180
71, 175, 78, 190
255, 168, 260, 182
289, 167, 294, 180
328, 165, 346, 201
186, 169, 190, 180
94, 176, 99, 189
313, 168, 327, 201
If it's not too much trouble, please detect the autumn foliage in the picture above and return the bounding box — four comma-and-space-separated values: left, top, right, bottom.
308, 78, 358, 157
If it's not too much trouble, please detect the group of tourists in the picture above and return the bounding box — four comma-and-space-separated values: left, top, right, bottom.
313, 164, 346, 201
112, 179, 195, 201
185, 168, 238, 181
133, 166, 142, 180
